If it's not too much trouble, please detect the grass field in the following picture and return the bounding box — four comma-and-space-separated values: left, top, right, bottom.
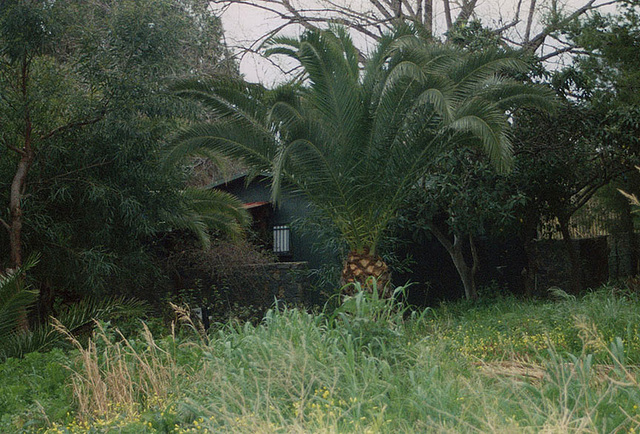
2, 286, 640, 433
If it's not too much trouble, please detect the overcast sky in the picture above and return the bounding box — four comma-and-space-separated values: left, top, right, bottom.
217, 0, 618, 85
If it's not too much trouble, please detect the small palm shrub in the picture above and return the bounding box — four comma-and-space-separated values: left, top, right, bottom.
0, 256, 147, 361
0, 257, 40, 360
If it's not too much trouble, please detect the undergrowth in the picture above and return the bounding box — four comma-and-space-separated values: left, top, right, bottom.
1, 285, 640, 432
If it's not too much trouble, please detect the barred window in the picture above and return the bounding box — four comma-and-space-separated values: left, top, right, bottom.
273, 225, 290, 255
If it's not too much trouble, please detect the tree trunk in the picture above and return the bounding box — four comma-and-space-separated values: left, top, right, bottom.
522, 237, 537, 298
424, 0, 433, 36
521, 217, 539, 298
622, 203, 639, 276
443, 0, 453, 30
430, 227, 478, 300
559, 217, 582, 294
340, 248, 392, 297
450, 234, 478, 300
524, 0, 537, 43
9, 151, 34, 271
4, 56, 35, 331
7, 55, 34, 272
37, 280, 55, 324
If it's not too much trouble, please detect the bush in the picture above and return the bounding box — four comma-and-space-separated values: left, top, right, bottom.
157, 236, 280, 324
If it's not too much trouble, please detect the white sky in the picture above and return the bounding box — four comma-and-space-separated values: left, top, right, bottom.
217, 0, 618, 85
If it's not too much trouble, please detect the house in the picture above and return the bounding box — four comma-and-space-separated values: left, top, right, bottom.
210, 172, 334, 272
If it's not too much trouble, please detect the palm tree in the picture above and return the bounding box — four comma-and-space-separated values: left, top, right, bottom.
168, 26, 555, 295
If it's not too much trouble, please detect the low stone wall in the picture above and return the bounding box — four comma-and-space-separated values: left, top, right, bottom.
241, 261, 309, 306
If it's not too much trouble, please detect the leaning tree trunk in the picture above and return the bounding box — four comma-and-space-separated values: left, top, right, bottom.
430, 227, 479, 300
6, 148, 33, 332
9, 147, 34, 272
6, 55, 35, 273
340, 248, 392, 297
449, 234, 479, 301
3, 55, 36, 332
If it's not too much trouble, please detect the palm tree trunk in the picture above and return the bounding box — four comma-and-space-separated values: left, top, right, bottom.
340, 248, 391, 297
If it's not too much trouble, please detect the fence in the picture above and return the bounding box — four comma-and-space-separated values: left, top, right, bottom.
538, 200, 629, 240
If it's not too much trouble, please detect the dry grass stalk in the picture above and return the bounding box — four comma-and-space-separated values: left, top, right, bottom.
475, 360, 546, 381
52, 318, 181, 420
170, 302, 208, 345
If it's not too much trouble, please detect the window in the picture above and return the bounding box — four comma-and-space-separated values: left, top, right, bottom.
273, 225, 290, 255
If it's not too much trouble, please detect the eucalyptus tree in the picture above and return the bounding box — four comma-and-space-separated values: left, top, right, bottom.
169, 26, 555, 294
0, 0, 247, 316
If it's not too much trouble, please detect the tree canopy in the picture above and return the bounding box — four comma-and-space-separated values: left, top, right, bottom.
0, 0, 248, 307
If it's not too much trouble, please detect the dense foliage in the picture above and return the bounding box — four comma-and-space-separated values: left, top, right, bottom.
168, 26, 555, 292
1, 7, 640, 433
0, 0, 246, 309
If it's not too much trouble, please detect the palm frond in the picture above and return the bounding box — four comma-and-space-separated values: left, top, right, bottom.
0, 256, 39, 341
1, 296, 147, 361
166, 121, 275, 171
450, 50, 530, 94
448, 114, 513, 173
164, 187, 250, 248
476, 79, 559, 112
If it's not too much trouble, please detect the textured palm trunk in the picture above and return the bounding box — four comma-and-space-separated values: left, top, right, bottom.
340, 248, 392, 297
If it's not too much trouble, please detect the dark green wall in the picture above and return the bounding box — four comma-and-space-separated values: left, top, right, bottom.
214, 175, 335, 271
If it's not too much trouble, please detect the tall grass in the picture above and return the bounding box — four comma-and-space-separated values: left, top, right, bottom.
7, 286, 640, 433
53, 319, 181, 420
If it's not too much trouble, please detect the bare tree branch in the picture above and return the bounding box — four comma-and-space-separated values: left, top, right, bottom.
215, 0, 621, 79
5, 143, 26, 156
525, 0, 617, 53
455, 0, 478, 26
538, 44, 578, 61
0, 217, 10, 233
32, 159, 115, 187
